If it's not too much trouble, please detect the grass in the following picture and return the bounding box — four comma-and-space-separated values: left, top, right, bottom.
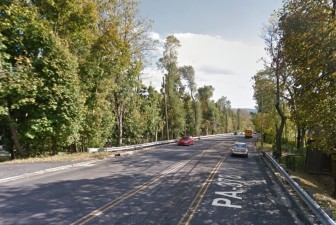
0, 151, 113, 164
290, 171, 336, 218
257, 140, 336, 219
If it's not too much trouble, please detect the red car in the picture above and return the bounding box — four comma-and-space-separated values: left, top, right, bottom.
178, 136, 195, 146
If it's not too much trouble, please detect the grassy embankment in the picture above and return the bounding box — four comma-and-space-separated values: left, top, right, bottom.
258, 141, 336, 219
0, 151, 112, 163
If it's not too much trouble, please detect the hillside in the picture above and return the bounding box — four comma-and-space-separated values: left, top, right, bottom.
232, 108, 257, 114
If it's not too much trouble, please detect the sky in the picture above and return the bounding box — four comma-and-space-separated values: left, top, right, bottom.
138, 0, 283, 109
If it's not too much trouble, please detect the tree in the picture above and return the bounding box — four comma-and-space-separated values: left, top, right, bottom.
142, 86, 163, 142
238, 109, 254, 131
109, 0, 154, 146
79, 29, 119, 148
0, 1, 84, 156
179, 65, 200, 136
253, 69, 278, 145
158, 35, 186, 139
262, 13, 288, 159
216, 97, 231, 133
31, 0, 98, 57
0, 38, 34, 157
197, 85, 215, 135
78, 0, 154, 147
279, 0, 336, 196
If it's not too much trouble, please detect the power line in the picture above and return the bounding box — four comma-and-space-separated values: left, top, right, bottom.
300, 69, 335, 91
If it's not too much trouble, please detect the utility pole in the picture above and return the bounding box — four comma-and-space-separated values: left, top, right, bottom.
163, 76, 169, 140
261, 93, 264, 148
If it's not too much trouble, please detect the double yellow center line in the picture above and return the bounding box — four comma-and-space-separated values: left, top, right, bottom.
178, 150, 229, 225
71, 152, 203, 225
72, 142, 228, 225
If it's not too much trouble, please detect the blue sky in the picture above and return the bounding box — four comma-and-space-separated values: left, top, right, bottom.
139, 0, 283, 108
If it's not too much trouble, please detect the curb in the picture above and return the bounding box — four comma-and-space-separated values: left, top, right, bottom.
0, 160, 97, 184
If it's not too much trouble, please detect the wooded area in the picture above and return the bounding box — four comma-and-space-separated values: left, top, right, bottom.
0, 0, 254, 159
253, 0, 336, 196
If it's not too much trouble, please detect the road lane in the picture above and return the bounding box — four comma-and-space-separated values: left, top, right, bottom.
177, 149, 229, 225
190, 139, 305, 225
0, 137, 221, 224
74, 139, 231, 225
0, 135, 305, 225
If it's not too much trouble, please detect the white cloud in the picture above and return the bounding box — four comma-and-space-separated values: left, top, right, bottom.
141, 33, 266, 109
197, 64, 233, 76
141, 67, 163, 89
148, 32, 162, 42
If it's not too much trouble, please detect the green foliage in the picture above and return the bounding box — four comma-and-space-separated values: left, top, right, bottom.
279, 0, 336, 155
0, 1, 84, 155
159, 35, 186, 138
197, 85, 215, 134
254, 0, 336, 160
1, 0, 252, 158
141, 86, 163, 141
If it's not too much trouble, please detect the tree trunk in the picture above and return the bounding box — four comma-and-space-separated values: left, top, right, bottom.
51, 138, 57, 155
117, 103, 123, 146
190, 87, 198, 137
296, 127, 301, 150
301, 129, 305, 149
274, 63, 286, 160
69, 143, 77, 153
275, 114, 286, 159
7, 117, 22, 158
192, 99, 197, 136
163, 77, 169, 140
296, 128, 306, 150
225, 110, 228, 133
7, 101, 22, 158
155, 129, 158, 142
332, 155, 336, 198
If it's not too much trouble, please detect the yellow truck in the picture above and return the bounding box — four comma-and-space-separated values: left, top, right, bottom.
245, 129, 253, 138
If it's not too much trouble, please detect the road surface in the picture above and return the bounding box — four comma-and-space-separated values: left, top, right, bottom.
0, 134, 305, 224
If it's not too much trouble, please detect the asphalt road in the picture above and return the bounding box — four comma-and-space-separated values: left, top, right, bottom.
0, 134, 306, 225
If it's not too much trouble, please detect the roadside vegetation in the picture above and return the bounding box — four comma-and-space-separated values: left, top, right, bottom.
0, 1, 253, 159
1, 0, 335, 217
0, 151, 113, 164
252, 0, 336, 201
258, 140, 336, 218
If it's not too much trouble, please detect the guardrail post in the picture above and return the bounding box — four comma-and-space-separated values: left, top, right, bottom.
263, 151, 336, 225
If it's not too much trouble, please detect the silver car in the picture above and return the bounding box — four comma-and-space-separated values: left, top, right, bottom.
231, 142, 248, 158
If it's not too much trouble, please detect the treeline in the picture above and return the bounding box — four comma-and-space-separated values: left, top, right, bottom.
0, 0, 253, 158
252, 0, 336, 161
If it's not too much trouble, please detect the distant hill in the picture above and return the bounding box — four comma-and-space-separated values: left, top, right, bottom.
232, 108, 257, 114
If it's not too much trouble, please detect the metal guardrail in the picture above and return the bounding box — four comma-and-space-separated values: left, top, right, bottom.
263, 151, 336, 225
87, 134, 221, 153
87, 140, 177, 153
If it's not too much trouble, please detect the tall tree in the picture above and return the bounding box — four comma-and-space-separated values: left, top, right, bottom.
158, 35, 186, 139
279, 0, 336, 195
31, 0, 98, 57
179, 65, 200, 136
216, 97, 231, 133
197, 85, 214, 135
79, 0, 154, 147
109, 0, 154, 146
0, 1, 84, 156
253, 69, 278, 145
262, 13, 288, 159
142, 86, 163, 142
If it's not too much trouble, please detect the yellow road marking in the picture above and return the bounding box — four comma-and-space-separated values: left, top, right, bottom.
178, 147, 229, 225
72, 142, 228, 225
71, 152, 202, 225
